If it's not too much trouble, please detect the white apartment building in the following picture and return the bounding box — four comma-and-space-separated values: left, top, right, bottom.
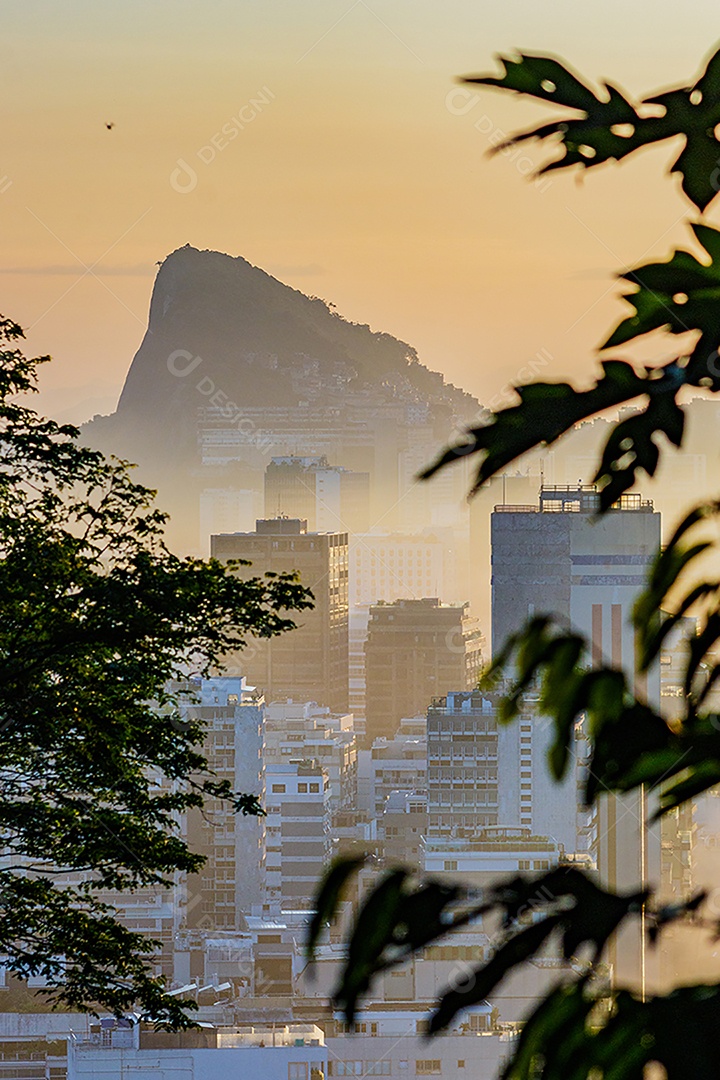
264, 762, 330, 911
183, 677, 266, 927
263, 701, 357, 823
358, 719, 427, 821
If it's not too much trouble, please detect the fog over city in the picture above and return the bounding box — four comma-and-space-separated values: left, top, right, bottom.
3, 4, 720, 1080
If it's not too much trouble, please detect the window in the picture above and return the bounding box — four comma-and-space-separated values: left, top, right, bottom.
289, 1065, 309, 1080
271, 784, 286, 794
310, 783, 320, 793
366, 1064, 392, 1076
458, 1062, 465, 1069
416, 1062, 441, 1075
443, 860, 458, 871
298, 783, 308, 793
333, 1063, 363, 1077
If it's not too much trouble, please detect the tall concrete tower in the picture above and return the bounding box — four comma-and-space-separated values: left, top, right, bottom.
491, 485, 662, 989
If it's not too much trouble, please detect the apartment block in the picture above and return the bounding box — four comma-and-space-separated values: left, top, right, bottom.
264, 762, 330, 911
381, 791, 427, 867
211, 518, 349, 712
364, 599, 483, 744
364, 717, 427, 821
264, 455, 369, 534
426, 690, 499, 836
263, 700, 357, 823
183, 677, 265, 929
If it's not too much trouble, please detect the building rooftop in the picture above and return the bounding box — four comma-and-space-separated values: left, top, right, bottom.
255, 517, 307, 534
493, 485, 654, 514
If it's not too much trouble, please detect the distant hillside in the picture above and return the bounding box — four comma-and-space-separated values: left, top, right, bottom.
83, 245, 481, 550
86, 244, 478, 464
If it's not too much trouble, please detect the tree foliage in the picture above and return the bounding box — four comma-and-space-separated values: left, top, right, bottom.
315, 44, 720, 1079
423, 46, 720, 510
0, 317, 313, 1025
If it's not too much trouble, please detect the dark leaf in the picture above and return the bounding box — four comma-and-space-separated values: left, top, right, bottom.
465, 46, 720, 212
334, 869, 408, 1022
429, 915, 562, 1034
420, 361, 648, 493
603, 225, 720, 383
390, 880, 462, 953
306, 855, 366, 962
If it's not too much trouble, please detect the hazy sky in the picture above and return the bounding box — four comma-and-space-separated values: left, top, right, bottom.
3, 1, 720, 421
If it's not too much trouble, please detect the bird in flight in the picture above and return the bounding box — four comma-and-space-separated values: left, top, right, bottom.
105, 122, 115, 130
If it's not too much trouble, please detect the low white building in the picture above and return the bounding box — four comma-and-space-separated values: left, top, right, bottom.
422, 828, 563, 887
67, 1023, 326, 1080
66, 1017, 515, 1080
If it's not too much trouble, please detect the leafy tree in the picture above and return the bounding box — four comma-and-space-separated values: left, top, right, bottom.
311, 45, 720, 1079
0, 317, 313, 1026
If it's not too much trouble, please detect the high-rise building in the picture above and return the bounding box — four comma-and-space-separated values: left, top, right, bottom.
264, 455, 370, 534
491, 486, 661, 671
264, 761, 330, 911
211, 518, 349, 712
426, 691, 499, 837
263, 700, 357, 824
348, 604, 371, 731
183, 677, 265, 930
364, 598, 484, 744
425, 689, 587, 854
491, 486, 662, 984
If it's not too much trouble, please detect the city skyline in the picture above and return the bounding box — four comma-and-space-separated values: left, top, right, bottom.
4, 8, 720, 1077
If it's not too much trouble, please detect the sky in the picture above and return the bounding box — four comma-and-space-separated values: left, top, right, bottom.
3, 1, 720, 422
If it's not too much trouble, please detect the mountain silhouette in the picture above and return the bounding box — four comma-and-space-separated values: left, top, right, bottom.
85, 245, 479, 549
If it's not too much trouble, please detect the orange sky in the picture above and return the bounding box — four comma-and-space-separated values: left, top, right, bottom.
2, 1, 720, 422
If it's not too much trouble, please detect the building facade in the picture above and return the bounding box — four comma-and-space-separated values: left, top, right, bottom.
264, 455, 370, 535
263, 700, 357, 824
364, 598, 483, 744
491, 485, 663, 984
264, 761, 330, 911
211, 518, 349, 712
184, 677, 265, 929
